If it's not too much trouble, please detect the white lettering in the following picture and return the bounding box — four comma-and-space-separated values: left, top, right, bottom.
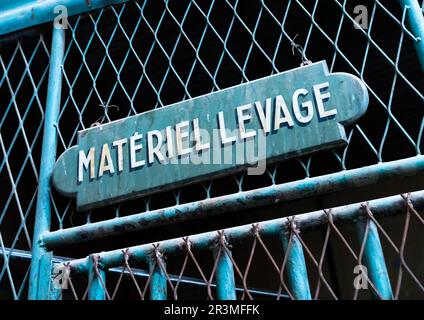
147, 130, 165, 164
274, 95, 294, 131
76, 82, 341, 182
313, 82, 337, 119
112, 138, 127, 172
193, 118, 210, 152
237, 104, 256, 140
78, 147, 95, 182
165, 126, 175, 159
130, 132, 145, 169
255, 98, 272, 134
218, 111, 237, 145
98, 143, 115, 177
176, 121, 192, 156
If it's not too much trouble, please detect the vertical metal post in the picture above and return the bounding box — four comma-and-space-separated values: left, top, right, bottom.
356, 217, 393, 300
280, 230, 312, 300
149, 256, 167, 300
88, 255, 107, 300
214, 247, 237, 300
399, 0, 424, 70
28, 26, 65, 300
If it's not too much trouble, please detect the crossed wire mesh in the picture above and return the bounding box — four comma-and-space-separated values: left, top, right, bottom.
57, 193, 423, 300
52, 0, 424, 229
0, 32, 50, 299
0, 0, 423, 299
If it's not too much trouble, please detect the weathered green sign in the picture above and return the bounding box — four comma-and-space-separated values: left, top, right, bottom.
53, 61, 369, 211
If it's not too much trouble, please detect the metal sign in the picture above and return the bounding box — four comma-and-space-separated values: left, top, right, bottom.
53, 61, 369, 211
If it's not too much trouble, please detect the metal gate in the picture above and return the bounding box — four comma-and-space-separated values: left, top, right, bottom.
0, 0, 423, 300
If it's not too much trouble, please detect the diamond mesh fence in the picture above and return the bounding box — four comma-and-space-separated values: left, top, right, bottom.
0, 0, 423, 299
0, 31, 51, 299
57, 193, 423, 300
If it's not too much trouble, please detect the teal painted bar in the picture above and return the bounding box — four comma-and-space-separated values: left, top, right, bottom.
399, 0, 424, 70
0, 247, 287, 299
43, 156, 424, 249
88, 255, 107, 300
28, 26, 65, 300
214, 246, 237, 300
0, 0, 130, 36
149, 256, 167, 300
356, 218, 393, 300
280, 231, 312, 300
52, 61, 368, 211
67, 191, 424, 275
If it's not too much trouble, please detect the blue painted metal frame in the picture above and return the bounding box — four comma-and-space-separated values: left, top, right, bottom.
356, 218, 393, 300
63, 191, 424, 300
5, 0, 420, 300
36, 252, 55, 300
67, 191, 424, 272
149, 255, 167, 300
1, 247, 288, 298
0, 0, 129, 36
88, 255, 107, 300
280, 231, 312, 300
28, 26, 65, 300
214, 246, 237, 300
42, 156, 424, 249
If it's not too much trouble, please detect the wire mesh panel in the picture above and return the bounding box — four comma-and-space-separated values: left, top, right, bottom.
0, 31, 51, 299
52, 0, 424, 230
0, 0, 423, 300
55, 193, 423, 300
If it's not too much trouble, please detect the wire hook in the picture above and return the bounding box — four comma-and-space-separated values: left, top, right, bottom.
90, 102, 120, 127
291, 34, 312, 66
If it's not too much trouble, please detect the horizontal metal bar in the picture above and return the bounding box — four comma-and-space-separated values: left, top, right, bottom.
0, 0, 130, 36
42, 156, 424, 249
0, 247, 287, 299
67, 190, 424, 274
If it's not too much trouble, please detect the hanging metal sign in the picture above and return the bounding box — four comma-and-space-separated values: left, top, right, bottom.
53, 61, 369, 211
